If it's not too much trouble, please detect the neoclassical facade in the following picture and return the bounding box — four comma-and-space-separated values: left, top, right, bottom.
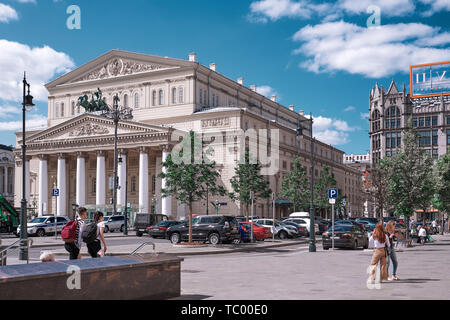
15, 50, 364, 219
0, 145, 15, 204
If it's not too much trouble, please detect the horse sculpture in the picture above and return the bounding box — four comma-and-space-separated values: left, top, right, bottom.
77, 88, 110, 113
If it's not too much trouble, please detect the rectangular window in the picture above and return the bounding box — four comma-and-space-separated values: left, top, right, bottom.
447, 116, 450, 125
447, 130, 450, 145
432, 130, 438, 146
419, 117, 425, 127
55, 103, 59, 118
425, 117, 431, 127
432, 116, 438, 126
385, 120, 390, 129
419, 131, 431, 146
412, 118, 418, 127
432, 149, 439, 160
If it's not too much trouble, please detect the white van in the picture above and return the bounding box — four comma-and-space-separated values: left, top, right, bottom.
289, 212, 310, 218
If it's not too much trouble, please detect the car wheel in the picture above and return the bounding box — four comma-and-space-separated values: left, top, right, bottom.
363, 240, 369, 249
209, 233, 220, 245
104, 226, 109, 233
136, 231, 143, 237
278, 231, 288, 240
120, 225, 124, 233
323, 246, 330, 250
37, 229, 46, 237
352, 240, 358, 250
170, 233, 181, 244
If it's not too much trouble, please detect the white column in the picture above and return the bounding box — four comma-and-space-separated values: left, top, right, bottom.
57, 155, 66, 216
76, 153, 86, 207
96, 151, 106, 206
118, 152, 127, 206
4, 166, 8, 196
38, 155, 48, 216
139, 148, 149, 213
161, 148, 172, 217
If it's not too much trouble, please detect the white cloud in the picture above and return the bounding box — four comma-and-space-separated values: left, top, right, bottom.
344, 106, 355, 112
0, 39, 74, 102
0, 113, 47, 131
292, 21, 450, 78
361, 113, 370, 120
312, 115, 355, 145
256, 85, 278, 98
0, 105, 22, 118
248, 0, 450, 22
0, 3, 18, 22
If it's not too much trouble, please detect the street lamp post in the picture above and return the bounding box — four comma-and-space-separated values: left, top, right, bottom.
101, 94, 133, 235
19, 72, 35, 261
296, 113, 316, 252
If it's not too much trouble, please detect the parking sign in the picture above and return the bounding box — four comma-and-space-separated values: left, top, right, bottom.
52, 189, 60, 197
328, 189, 338, 199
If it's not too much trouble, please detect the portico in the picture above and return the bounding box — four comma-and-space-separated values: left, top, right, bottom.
16, 113, 178, 219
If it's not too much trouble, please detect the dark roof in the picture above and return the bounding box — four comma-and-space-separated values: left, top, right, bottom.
0, 144, 13, 151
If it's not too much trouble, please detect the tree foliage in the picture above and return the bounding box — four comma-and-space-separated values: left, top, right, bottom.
159, 131, 226, 243
313, 165, 337, 218
433, 154, 450, 214
230, 148, 272, 220
280, 157, 310, 212
366, 159, 391, 218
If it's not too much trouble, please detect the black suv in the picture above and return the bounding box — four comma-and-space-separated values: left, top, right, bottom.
166, 215, 240, 245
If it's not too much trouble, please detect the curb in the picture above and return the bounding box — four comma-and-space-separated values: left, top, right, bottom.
53, 239, 321, 257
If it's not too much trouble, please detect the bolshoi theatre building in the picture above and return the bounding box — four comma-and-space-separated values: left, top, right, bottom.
13, 50, 365, 221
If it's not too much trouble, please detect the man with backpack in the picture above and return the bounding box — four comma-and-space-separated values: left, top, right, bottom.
62, 207, 87, 260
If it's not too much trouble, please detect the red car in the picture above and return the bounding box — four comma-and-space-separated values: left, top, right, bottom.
240, 222, 272, 242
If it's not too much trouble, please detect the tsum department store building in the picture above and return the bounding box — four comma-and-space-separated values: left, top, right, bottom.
14, 50, 364, 220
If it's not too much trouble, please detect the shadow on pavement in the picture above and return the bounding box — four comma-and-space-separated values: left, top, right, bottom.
170, 294, 212, 300
393, 278, 440, 284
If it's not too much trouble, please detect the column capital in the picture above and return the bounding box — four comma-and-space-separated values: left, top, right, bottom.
138, 146, 148, 154
118, 149, 129, 156
25, 155, 32, 162
159, 144, 173, 152
37, 154, 49, 161
76, 151, 88, 158
57, 153, 68, 160
96, 150, 107, 157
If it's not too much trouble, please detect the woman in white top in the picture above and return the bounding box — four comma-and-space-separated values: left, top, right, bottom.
418, 226, 427, 245
96, 212, 107, 256
368, 223, 390, 284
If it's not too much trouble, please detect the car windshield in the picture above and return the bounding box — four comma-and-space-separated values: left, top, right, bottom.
191, 217, 200, 224
30, 217, 47, 224
155, 221, 170, 226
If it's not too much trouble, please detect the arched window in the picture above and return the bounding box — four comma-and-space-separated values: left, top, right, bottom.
134, 93, 139, 108
61, 103, 65, 117
212, 93, 216, 107
215, 94, 219, 107
172, 88, 177, 104
152, 90, 157, 106
199, 88, 203, 105
72, 102, 75, 116
159, 90, 164, 105
371, 109, 380, 132
179, 87, 184, 103
124, 94, 129, 108
385, 106, 401, 129
55, 103, 59, 118
92, 178, 96, 193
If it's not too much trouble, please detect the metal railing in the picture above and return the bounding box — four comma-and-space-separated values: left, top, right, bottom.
0, 239, 34, 266
130, 241, 156, 257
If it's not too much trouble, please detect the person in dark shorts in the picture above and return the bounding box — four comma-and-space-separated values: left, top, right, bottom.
64, 207, 87, 260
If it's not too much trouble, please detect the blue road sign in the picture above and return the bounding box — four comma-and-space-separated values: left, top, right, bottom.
328, 189, 338, 199
217, 203, 228, 206
52, 189, 60, 197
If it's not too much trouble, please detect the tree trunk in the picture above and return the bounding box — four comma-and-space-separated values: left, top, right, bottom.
246, 204, 249, 222
189, 203, 193, 244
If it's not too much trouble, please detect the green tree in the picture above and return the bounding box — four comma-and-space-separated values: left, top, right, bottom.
280, 157, 310, 212
313, 165, 337, 219
433, 154, 450, 215
386, 126, 435, 237
230, 148, 272, 221
367, 159, 391, 219
159, 131, 226, 243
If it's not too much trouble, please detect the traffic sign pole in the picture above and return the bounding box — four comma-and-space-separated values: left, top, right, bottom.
332, 203, 335, 251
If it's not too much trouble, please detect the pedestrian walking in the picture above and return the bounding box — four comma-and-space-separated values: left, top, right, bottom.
445, 219, 449, 235
96, 212, 107, 257
63, 207, 87, 260
419, 226, 427, 245
409, 219, 415, 230
367, 223, 390, 284
385, 221, 400, 281
84, 211, 107, 258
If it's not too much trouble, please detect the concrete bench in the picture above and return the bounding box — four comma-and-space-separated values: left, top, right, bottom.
0, 254, 183, 300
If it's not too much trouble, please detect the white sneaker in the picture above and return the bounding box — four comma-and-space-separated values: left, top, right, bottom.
388, 277, 394, 281
367, 279, 375, 285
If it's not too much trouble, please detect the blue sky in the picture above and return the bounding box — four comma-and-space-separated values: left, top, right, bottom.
0, 0, 449, 154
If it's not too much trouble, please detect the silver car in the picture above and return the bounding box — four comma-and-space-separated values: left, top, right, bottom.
253, 219, 298, 239
18, 216, 70, 237
104, 215, 127, 233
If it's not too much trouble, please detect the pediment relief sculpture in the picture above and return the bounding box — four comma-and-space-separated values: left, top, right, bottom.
69, 123, 110, 137
74, 58, 168, 82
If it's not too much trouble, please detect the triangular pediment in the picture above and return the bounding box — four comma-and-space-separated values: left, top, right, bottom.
387, 80, 399, 95
27, 113, 172, 143
46, 50, 194, 88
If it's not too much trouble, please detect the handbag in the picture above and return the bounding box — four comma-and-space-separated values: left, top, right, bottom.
384, 246, 389, 258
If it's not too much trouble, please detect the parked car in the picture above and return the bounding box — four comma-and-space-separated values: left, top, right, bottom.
356, 217, 380, 225
317, 220, 332, 234
166, 215, 240, 245
322, 224, 369, 250
239, 222, 272, 242
252, 219, 298, 239
134, 213, 168, 236
104, 215, 130, 233
147, 220, 183, 239
18, 215, 70, 237
281, 221, 308, 237
283, 218, 318, 235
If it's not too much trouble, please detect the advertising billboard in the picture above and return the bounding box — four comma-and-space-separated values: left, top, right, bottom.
410, 61, 450, 98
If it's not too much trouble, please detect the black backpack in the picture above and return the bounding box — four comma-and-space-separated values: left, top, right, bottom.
82, 223, 98, 244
